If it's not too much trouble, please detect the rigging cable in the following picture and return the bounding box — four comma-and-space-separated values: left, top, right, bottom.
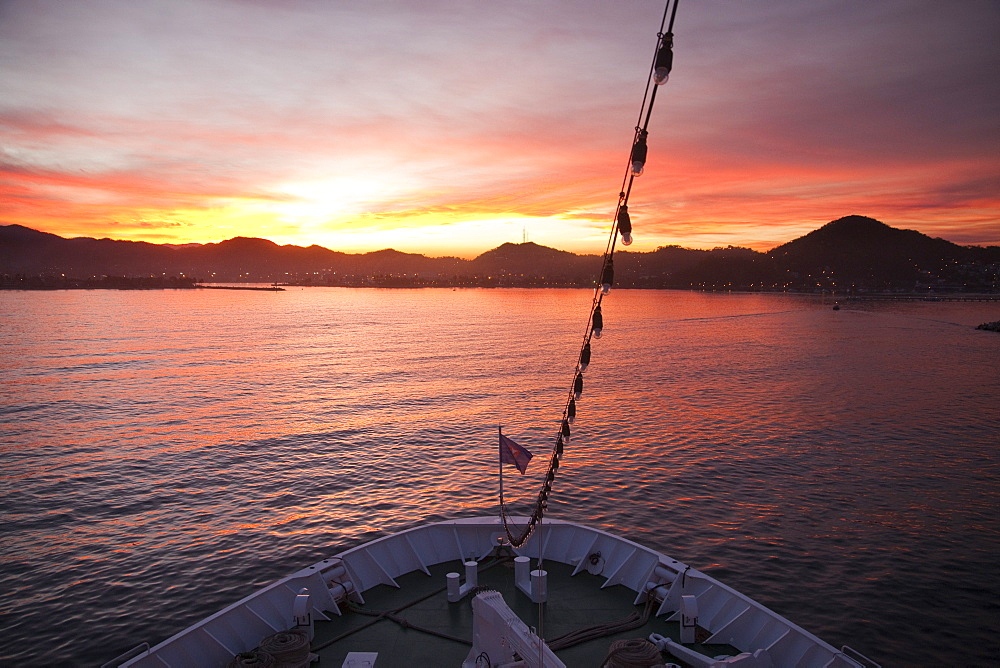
500, 0, 681, 548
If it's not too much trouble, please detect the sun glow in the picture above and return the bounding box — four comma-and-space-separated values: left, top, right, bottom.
268, 177, 414, 222
2, 1, 997, 255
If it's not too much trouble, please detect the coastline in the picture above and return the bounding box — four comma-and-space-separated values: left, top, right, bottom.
2, 280, 998, 300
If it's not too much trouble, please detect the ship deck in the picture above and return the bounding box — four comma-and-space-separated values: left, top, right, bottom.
116, 518, 869, 668
310, 555, 735, 667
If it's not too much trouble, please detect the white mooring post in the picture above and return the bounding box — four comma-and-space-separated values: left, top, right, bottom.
514, 556, 549, 603
446, 560, 479, 602
293, 588, 314, 641
679, 594, 698, 644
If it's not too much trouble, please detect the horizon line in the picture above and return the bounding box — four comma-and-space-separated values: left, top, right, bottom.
7, 217, 998, 261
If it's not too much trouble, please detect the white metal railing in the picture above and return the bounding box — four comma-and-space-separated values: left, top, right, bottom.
841, 644, 881, 668
100, 642, 149, 668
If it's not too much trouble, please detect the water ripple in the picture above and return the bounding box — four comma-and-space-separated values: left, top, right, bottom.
0, 289, 998, 666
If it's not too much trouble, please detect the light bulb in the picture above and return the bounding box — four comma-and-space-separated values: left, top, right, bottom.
600, 259, 614, 295
617, 205, 632, 245
630, 132, 648, 177
653, 33, 673, 87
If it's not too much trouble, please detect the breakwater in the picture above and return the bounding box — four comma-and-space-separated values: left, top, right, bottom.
845, 294, 999, 302
195, 285, 284, 291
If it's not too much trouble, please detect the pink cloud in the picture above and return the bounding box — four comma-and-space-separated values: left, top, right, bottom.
1, 0, 997, 252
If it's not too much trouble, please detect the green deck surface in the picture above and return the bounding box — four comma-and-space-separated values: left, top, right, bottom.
310, 555, 735, 667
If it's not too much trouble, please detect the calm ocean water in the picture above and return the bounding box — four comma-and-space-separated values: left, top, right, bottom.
1, 288, 998, 667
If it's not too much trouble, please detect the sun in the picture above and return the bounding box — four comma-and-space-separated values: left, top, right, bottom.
267, 177, 411, 223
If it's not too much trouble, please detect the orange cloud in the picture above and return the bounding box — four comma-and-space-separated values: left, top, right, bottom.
2, 1, 997, 255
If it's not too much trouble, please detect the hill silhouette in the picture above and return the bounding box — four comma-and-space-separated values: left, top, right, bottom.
2, 216, 997, 291
469, 242, 598, 284
756, 216, 968, 287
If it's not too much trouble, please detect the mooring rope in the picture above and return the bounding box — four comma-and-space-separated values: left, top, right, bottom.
311, 556, 509, 652
600, 637, 664, 668
500, 0, 681, 548
547, 598, 655, 651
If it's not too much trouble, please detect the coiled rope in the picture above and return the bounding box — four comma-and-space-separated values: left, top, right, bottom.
547, 598, 655, 651
601, 638, 663, 668
501, 0, 682, 548
259, 631, 310, 665
226, 650, 275, 667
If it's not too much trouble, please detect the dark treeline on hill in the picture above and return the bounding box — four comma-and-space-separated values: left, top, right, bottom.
2, 216, 998, 292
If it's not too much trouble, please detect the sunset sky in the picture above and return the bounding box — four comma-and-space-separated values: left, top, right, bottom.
2, 0, 998, 257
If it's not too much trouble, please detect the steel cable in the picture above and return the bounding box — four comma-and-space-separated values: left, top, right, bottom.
501, 0, 680, 548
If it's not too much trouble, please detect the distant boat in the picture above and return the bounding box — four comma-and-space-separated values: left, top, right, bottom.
833, 302, 841, 310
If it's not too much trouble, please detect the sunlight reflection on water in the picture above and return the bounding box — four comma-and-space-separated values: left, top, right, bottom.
1, 288, 998, 665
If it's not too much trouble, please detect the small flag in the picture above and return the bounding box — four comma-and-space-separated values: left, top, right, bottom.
500, 433, 533, 475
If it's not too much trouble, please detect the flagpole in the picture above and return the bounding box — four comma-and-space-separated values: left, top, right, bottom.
537, 498, 544, 663
498, 425, 504, 524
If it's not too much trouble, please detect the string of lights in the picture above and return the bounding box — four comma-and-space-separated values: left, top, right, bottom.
500, 0, 681, 548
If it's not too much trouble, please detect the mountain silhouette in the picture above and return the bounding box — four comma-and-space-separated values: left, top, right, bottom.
469, 242, 597, 282
765, 215, 994, 290
2, 217, 997, 291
